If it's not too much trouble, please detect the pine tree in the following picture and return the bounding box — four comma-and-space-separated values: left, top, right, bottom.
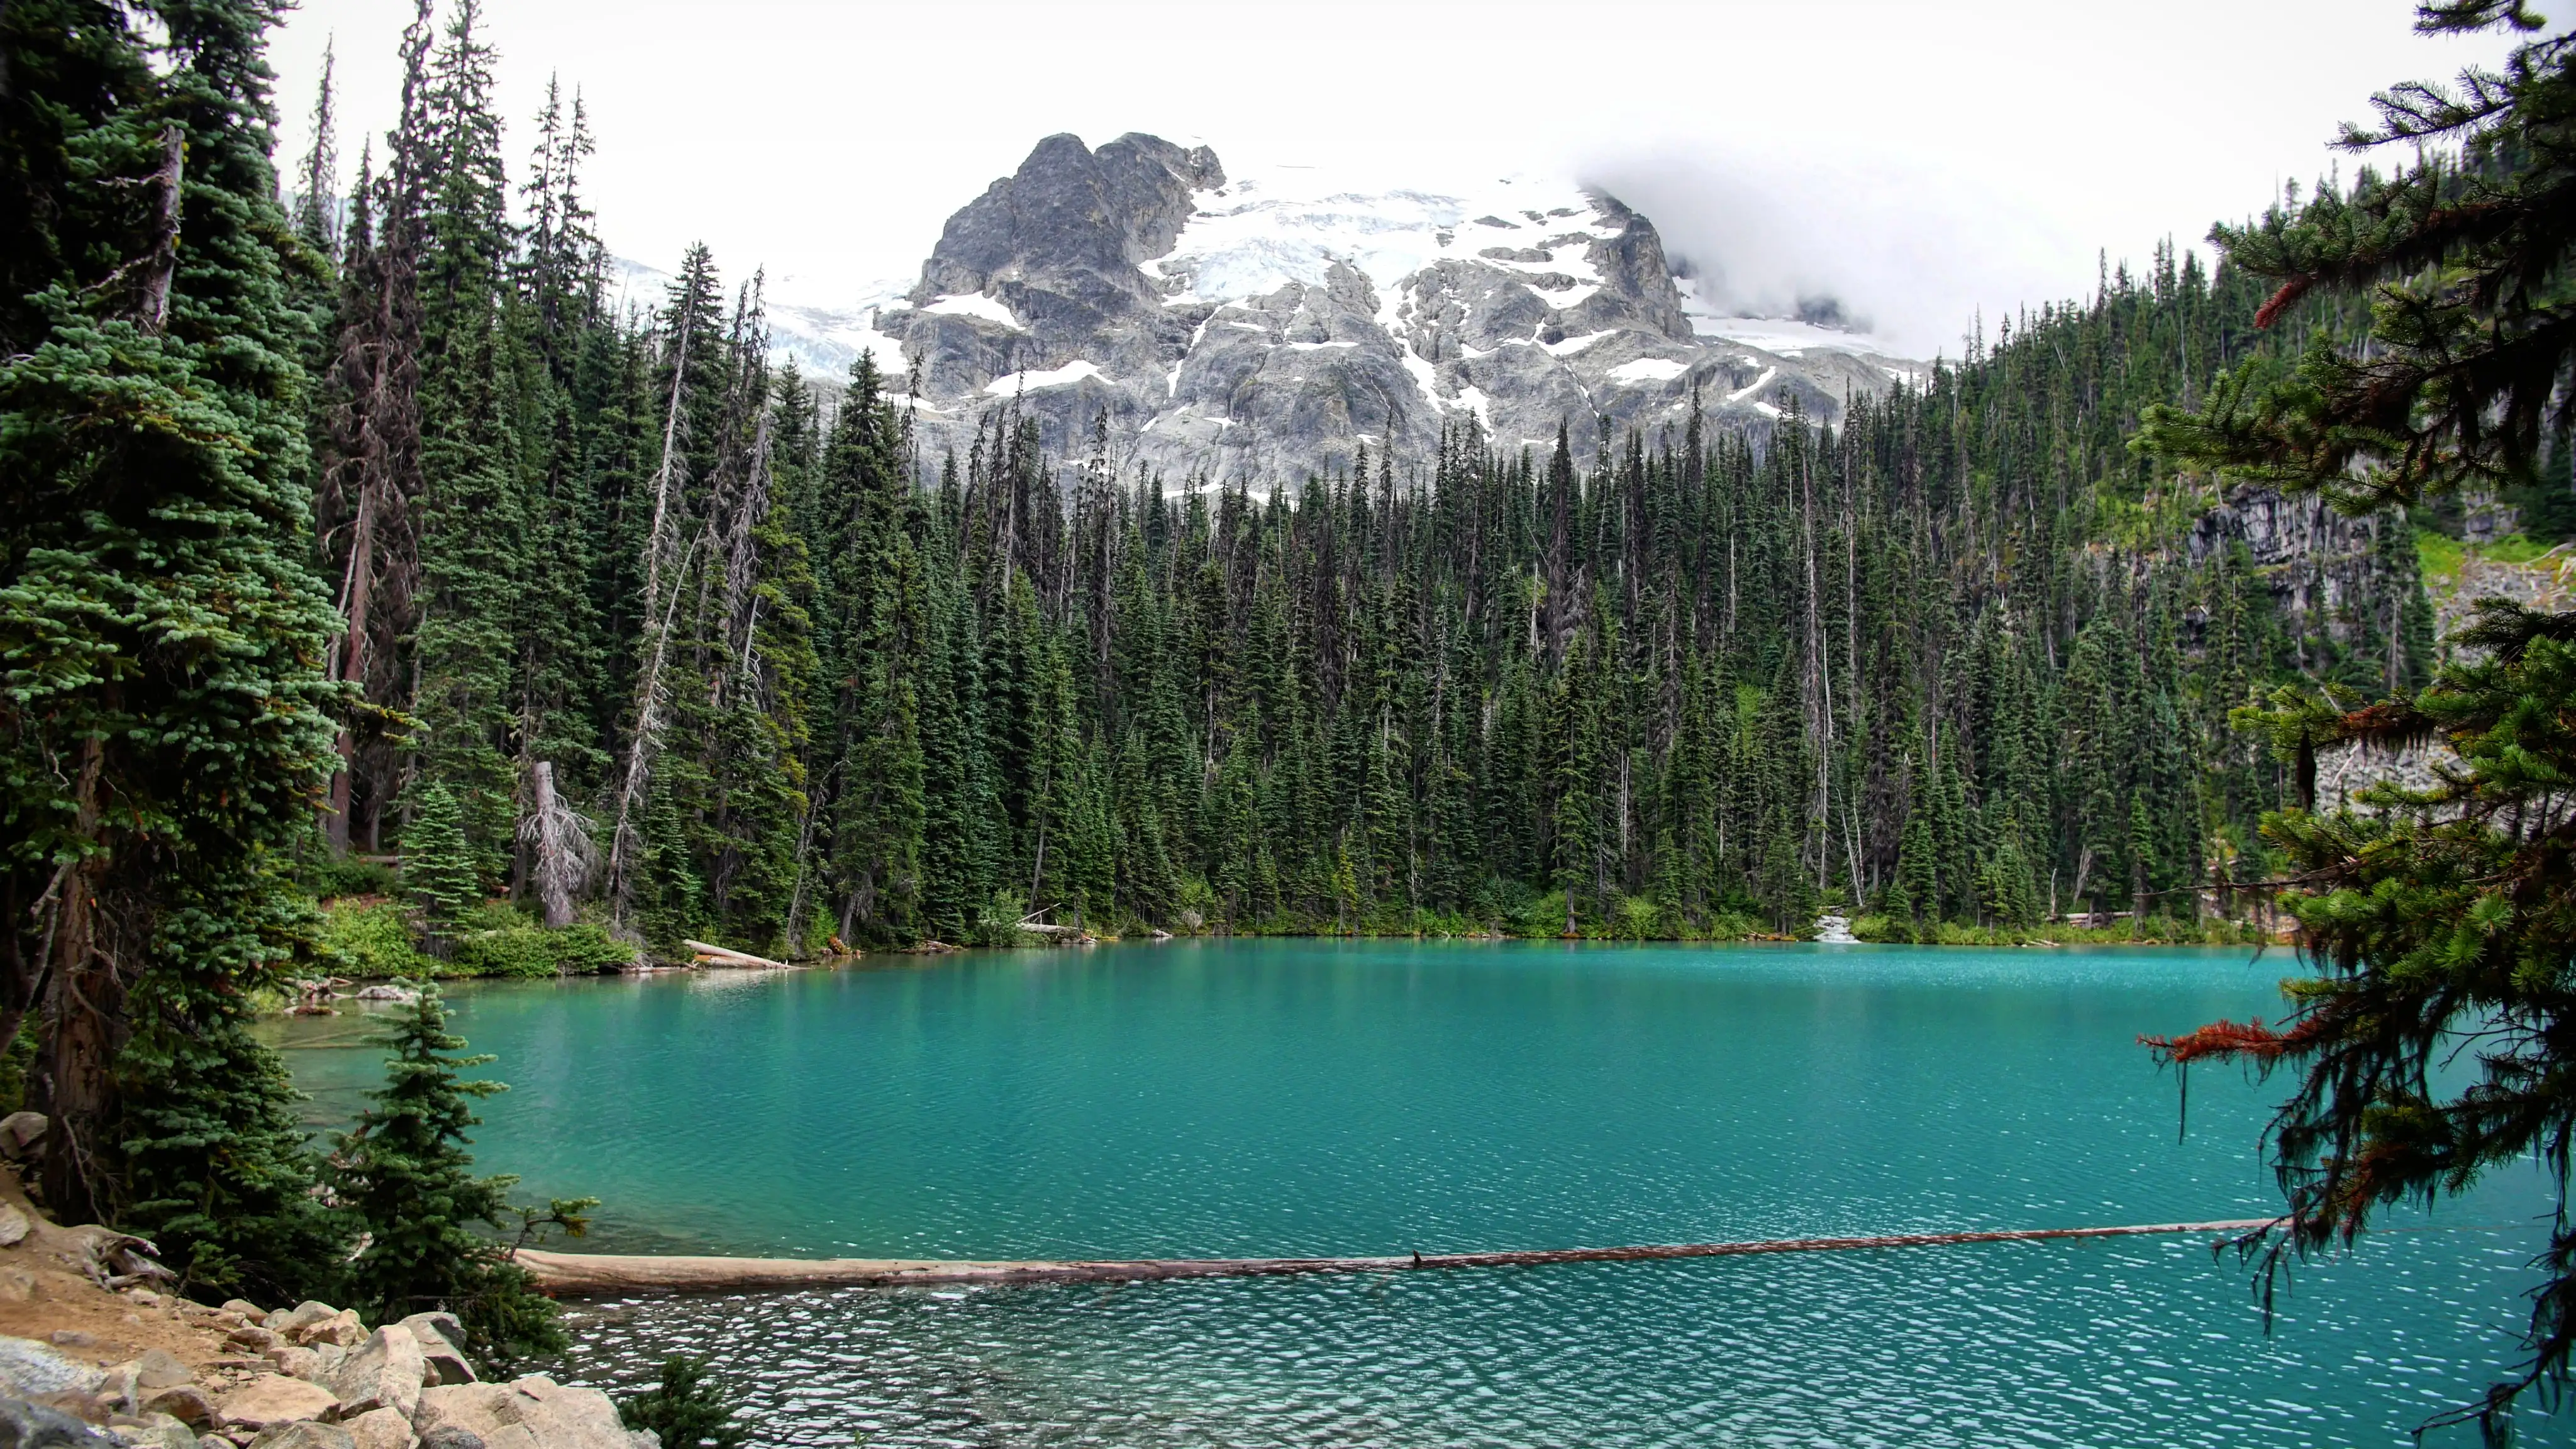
0, 0, 351, 1287
2141, 5, 2576, 1430
331, 988, 591, 1369
405, 782, 481, 953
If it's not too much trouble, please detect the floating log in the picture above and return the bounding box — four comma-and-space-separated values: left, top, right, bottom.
518, 1218, 2279, 1297
682, 939, 790, 969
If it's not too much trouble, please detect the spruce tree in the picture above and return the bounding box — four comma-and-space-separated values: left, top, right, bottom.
331, 987, 591, 1369
0, 0, 350, 1295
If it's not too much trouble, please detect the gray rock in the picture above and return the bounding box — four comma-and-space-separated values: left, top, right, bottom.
134, 1391, 211, 1433
333, 1408, 408, 1449
285, 1314, 360, 1353
389, 1321, 469, 1388
413, 1429, 482, 1449
0, 1202, 30, 1249
321, 1328, 420, 1421
0, 1114, 48, 1158
243, 1424, 353, 1449
211, 1377, 335, 1431
414, 1380, 627, 1449
0, 1397, 116, 1449
125, 1360, 184, 1398
0, 1340, 105, 1399
254, 1350, 316, 1386
104, 1414, 194, 1449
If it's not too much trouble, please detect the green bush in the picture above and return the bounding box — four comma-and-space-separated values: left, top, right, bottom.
303, 853, 401, 901
319, 899, 431, 979
447, 909, 636, 978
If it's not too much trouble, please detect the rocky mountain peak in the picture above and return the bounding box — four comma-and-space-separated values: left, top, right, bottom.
842, 133, 1924, 487
915, 132, 1223, 311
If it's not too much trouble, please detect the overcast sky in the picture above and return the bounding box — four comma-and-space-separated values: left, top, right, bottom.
263, 0, 2541, 358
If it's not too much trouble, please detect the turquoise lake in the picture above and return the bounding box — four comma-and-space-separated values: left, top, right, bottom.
267, 940, 2567, 1446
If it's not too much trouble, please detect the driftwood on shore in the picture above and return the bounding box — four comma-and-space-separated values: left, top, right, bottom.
518, 1218, 2279, 1296
682, 938, 791, 969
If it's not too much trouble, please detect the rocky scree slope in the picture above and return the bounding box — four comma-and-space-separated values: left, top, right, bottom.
853, 132, 1921, 486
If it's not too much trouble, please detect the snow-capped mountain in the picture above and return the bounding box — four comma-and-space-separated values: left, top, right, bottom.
631, 133, 1925, 483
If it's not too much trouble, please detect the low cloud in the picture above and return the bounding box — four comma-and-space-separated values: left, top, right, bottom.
1584, 143, 2123, 362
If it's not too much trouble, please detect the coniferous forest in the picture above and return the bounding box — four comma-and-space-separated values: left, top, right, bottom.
101, 3, 2462, 972
13, 0, 2576, 1423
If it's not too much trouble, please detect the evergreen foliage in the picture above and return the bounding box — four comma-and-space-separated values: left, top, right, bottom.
404, 781, 481, 950
616, 1357, 747, 1449
2140, 2, 2576, 1433
329, 987, 592, 1370
0, 0, 350, 1292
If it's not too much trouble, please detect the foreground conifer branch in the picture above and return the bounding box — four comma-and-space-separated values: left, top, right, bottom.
2140, 1, 2576, 1433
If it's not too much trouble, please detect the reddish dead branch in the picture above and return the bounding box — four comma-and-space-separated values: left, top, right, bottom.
2139, 1016, 2321, 1066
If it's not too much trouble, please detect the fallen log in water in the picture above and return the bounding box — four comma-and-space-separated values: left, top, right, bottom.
519, 1218, 2279, 1296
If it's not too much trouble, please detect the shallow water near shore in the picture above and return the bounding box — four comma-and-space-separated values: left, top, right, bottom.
268, 940, 2567, 1446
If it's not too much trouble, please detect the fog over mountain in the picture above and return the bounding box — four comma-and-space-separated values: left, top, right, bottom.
269, 0, 2532, 393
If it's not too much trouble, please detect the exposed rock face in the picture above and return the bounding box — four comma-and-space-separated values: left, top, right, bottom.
862, 134, 1921, 489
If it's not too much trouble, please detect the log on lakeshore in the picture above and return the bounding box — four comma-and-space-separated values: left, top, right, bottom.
518, 1218, 2279, 1297
682, 939, 791, 969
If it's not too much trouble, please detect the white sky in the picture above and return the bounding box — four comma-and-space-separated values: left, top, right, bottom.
263, 0, 2541, 358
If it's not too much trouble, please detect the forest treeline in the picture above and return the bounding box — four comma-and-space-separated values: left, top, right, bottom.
287, 6, 2456, 959
0, 0, 2514, 1302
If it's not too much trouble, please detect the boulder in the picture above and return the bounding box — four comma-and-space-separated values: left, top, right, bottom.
221, 1331, 275, 1356
321, 1330, 419, 1421
389, 1323, 468, 1389
290, 1316, 362, 1353
412, 1430, 481, 1449
0, 1202, 30, 1249
104, 1413, 195, 1449
216, 1306, 262, 1325
0, 1341, 104, 1399
0, 1396, 117, 1449
211, 1378, 335, 1432
414, 1380, 628, 1449
0, 1114, 48, 1158
254, 1352, 314, 1387
135, 1391, 211, 1433
334, 1409, 407, 1449
243, 1424, 353, 1449
260, 1308, 326, 1340
126, 1362, 184, 1399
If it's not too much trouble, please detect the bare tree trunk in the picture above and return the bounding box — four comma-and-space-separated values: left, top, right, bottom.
519, 761, 593, 930
607, 301, 699, 931
135, 126, 183, 335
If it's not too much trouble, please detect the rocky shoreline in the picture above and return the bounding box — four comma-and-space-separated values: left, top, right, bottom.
0, 1163, 647, 1449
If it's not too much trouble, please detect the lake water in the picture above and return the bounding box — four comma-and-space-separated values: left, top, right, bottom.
267, 940, 2567, 1447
